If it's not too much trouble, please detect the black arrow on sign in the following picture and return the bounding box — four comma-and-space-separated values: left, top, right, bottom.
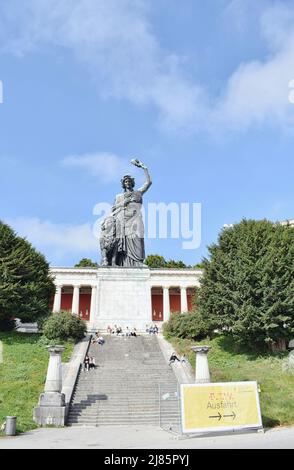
223, 411, 236, 420
209, 412, 222, 421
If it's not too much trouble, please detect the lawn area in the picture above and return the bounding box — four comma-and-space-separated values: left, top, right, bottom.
167, 334, 294, 428
0, 332, 74, 435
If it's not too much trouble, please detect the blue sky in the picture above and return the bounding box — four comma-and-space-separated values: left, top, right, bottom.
0, 0, 294, 267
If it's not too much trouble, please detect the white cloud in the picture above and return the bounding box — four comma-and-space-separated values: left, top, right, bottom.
8, 217, 98, 253
1, 1, 294, 134
212, 2, 294, 132
0, 0, 205, 132
222, 0, 270, 36
62, 153, 130, 183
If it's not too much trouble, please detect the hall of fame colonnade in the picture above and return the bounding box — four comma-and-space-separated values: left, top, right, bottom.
51, 267, 202, 331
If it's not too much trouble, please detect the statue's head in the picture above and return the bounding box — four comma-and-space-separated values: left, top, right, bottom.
121, 174, 135, 190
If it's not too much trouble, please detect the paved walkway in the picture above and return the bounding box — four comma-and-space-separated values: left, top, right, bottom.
1, 425, 294, 449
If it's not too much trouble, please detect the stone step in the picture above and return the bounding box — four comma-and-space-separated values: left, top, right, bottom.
70, 403, 179, 409
68, 419, 181, 425
81, 372, 173, 375
68, 413, 180, 419
68, 412, 176, 419
72, 382, 176, 389
71, 406, 178, 417
75, 377, 176, 382
68, 414, 167, 420
72, 385, 175, 390
71, 386, 178, 393
68, 416, 180, 422
69, 412, 179, 418
70, 406, 179, 413
67, 420, 161, 426
70, 400, 169, 407
72, 410, 178, 414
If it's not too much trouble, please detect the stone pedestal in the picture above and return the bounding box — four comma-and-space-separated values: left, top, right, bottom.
34, 346, 66, 426
191, 345, 211, 384
90, 267, 152, 330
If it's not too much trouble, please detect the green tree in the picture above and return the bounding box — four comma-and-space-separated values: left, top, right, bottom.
0, 221, 55, 329
145, 254, 167, 268
197, 219, 294, 350
145, 255, 188, 268
75, 258, 98, 268
166, 259, 188, 268
193, 262, 205, 269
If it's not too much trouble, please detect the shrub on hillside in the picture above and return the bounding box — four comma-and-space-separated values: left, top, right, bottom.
163, 311, 213, 341
42, 311, 87, 342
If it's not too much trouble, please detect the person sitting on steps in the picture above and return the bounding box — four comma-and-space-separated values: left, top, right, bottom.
97, 335, 105, 345
83, 354, 90, 372
169, 352, 180, 366
89, 356, 96, 370
126, 327, 131, 337
91, 332, 99, 344
116, 326, 123, 336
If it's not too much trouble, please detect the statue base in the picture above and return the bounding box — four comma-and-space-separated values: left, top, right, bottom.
89, 266, 152, 331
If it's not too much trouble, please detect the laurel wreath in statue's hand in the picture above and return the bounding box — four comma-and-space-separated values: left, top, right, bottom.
131, 158, 147, 169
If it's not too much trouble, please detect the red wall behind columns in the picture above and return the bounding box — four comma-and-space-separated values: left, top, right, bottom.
170, 294, 181, 313
79, 294, 91, 321
58, 292, 91, 320
152, 294, 163, 322
61, 293, 73, 312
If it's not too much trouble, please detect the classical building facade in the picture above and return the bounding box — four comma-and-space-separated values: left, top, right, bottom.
50, 267, 202, 330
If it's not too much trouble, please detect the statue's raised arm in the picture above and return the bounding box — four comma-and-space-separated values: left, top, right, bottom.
131, 158, 152, 195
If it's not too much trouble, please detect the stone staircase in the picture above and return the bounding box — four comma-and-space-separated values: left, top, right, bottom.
67, 334, 181, 429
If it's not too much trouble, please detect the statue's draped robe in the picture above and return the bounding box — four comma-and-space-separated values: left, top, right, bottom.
113, 190, 145, 267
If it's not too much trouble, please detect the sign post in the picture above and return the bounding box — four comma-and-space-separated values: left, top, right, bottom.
181, 381, 262, 434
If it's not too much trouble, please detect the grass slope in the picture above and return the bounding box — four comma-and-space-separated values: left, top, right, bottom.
168, 334, 294, 428
0, 332, 74, 434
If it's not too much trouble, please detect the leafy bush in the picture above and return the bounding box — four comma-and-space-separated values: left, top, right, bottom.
36, 313, 51, 332
42, 311, 87, 342
163, 311, 213, 341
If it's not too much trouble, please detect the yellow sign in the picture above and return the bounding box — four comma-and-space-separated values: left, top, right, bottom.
181, 381, 262, 434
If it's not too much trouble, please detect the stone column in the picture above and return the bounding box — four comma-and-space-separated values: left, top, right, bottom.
44, 346, 65, 393
163, 287, 170, 323
191, 345, 211, 383
52, 285, 62, 313
72, 285, 80, 315
180, 287, 188, 313
33, 346, 66, 426
89, 285, 97, 323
